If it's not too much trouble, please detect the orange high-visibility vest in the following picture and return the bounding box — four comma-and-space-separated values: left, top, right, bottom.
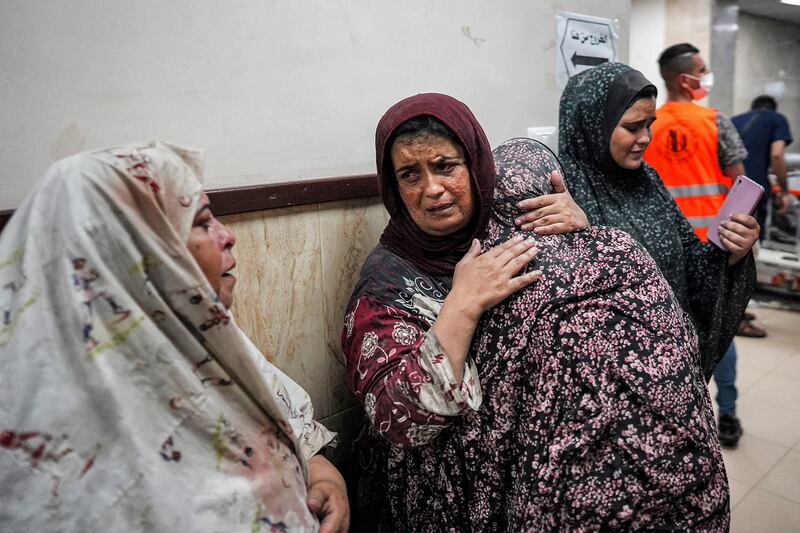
644, 101, 731, 241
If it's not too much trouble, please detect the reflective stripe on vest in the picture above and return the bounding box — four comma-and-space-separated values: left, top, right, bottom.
667, 182, 730, 198
685, 215, 716, 228
673, 193, 726, 221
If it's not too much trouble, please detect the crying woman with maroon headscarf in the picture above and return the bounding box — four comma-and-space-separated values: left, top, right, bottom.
341, 94, 728, 532
340, 94, 587, 530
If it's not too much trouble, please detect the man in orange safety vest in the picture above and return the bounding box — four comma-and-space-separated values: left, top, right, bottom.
645, 43, 758, 450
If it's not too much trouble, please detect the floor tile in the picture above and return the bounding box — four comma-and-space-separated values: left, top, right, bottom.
717, 305, 799, 528
759, 449, 800, 504
744, 374, 800, 411
731, 488, 800, 533
721, 434, 789, 486
735, 362, 771, 392
735, 341, 792, 372
774, 354, 800, 381
747, 306, 798, 335
737, 306, 798, 352
739, 331, 798, 357
710, 362, 769, 399
734, 397, 800, 447
728, 477, 753, 509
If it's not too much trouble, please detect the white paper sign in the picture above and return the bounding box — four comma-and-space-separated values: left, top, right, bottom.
556, 11, 617, 86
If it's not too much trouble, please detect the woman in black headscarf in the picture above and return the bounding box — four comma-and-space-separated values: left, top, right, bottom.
559, 62, 758, 378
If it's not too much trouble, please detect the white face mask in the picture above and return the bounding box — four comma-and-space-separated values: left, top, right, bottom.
684, 72, 714, 100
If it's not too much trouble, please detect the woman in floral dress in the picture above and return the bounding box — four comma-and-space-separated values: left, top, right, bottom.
467, 138, 728, 531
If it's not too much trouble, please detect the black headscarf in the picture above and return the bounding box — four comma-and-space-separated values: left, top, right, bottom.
559, 62, 755, 378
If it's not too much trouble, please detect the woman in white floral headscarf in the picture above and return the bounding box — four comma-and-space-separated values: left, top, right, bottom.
0, 142, 348, 532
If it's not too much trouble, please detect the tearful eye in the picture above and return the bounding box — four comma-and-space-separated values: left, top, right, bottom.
399, 171, 420, 184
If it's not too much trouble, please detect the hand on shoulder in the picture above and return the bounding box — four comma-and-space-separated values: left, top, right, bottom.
514, 171, 589, 234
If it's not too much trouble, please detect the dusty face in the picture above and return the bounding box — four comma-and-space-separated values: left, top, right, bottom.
610, 96, 657, 170
391, 133, 475, 236
187, 193, 237, 308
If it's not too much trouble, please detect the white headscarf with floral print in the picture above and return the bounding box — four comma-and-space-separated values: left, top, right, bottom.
0, 142, 333, 532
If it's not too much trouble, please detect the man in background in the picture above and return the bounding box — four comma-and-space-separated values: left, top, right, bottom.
644, 43, 750, 448
732, 95, 794, 241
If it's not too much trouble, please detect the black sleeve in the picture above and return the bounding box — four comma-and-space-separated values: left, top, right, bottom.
661, 181, 756, 379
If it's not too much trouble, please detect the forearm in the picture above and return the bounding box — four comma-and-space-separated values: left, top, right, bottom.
369, 330, 482, 446
771, 140, 788, 190
430, 291, 481, 383
771, 154, 788, 190
307, 454, 349, 533
350, 338, 479, 446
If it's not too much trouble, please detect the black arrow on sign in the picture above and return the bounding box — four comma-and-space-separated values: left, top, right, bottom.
571, 52, 608, 68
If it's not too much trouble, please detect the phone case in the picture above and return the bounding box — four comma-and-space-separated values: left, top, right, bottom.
707, 175, 764, 250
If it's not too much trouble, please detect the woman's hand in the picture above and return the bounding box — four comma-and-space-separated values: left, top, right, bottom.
719, 213, 760, 266
514, 171, 588, 234
432, 236, 541, 383
307, 454, 350, 533
450, 236, 541, 318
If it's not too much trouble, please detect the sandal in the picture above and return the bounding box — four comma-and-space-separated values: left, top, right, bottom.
743, 311, 756, 321
737, 320, 767, 338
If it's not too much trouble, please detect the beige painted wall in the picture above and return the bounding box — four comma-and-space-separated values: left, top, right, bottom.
664, 0, 711, 62
0, 0, 631, 211
629, 0, 668, 105
629, 0, 712, 106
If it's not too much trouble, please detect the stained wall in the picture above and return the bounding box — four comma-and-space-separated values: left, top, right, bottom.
221, 198, 389, 463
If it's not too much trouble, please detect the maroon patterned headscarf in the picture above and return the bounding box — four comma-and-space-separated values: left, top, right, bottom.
375, 93, 496, 276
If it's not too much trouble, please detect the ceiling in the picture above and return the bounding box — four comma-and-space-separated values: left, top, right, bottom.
738, 0, 800, 26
